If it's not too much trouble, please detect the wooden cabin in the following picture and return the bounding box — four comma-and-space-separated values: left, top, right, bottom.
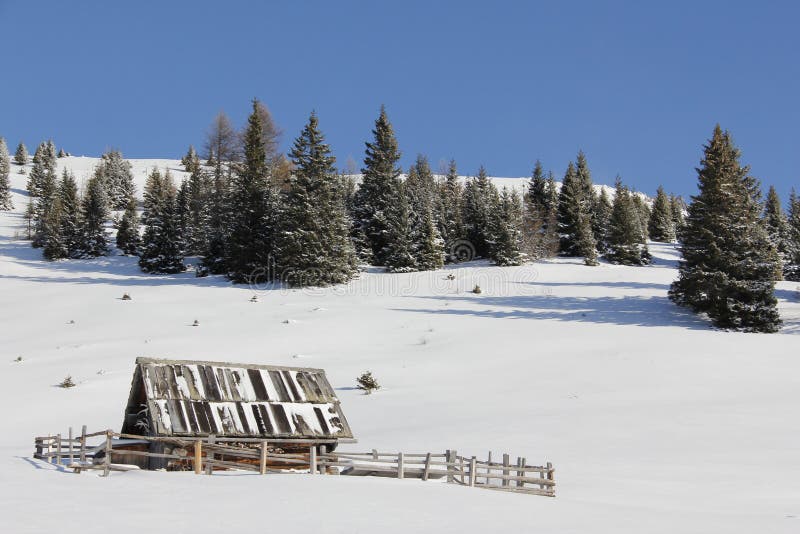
117, 357, 355, 470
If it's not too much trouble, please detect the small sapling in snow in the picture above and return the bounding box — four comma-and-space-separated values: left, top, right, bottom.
13, 356, 23, 363
192, 319, 199, 327
59, 375, 76, 388
356, 371, 380, 394
121, 293, 131, 301
471, 284, 482, 294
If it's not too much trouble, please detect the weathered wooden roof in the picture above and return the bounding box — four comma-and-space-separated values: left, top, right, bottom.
122, 358, 353, 440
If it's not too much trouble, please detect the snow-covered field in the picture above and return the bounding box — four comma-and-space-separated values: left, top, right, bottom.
1, 158, 799, 533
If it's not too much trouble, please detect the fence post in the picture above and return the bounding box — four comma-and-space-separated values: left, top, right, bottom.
259, 441, 268, 475
79, 425, 87, 464
68, 427, 74, 466
309, 445, 317, 475
446, 450, 454, 483
422, 452, 432, 481
319, 445, 328, 474
502, 453, 510, 487
56, 434, 62, 466
194, 440, 203, 475
469, 457, 477, 487
205, 435, 215, 475
547, 461, 554, 495
486, 451, 492, 486
397, 452, 404, 479
516, 457, 525, 488
372, 448, 378, 460
46, 437, 52, 463
102, 430, 112, 477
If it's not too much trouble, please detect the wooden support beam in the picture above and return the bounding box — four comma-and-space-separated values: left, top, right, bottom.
205, 435, 215, 475
55, 434, 62, 466
102, 430, 112, 477
469, 457, 477, 487
79, 425, 87, 465
309, 445, 317, 475
259, 441, 268, 475
422, 452, 432, 481
502, 453, 510, 487
194, 440, 203, 475
68, 428, 74, 465
516, 457, 525, 488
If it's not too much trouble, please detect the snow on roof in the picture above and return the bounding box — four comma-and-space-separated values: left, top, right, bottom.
122, 357, 353, 440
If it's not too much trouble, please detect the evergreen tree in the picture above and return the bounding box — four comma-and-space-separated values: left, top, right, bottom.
648, 186, 676, 242
784, 190, 800, 281
670, 194, 687, 240
249, 100, 282, 165
437, 159, 464, 259
57, 148, 67, 158
139, 169, 185, 273
116, 197, 140, 256
669, 125, 781, 332
383, 179, 417, 272
175, 179, 191, 253
558, 161, 595, 258
27, 141, 56, 198
181, 145, 201, 173
0, 137, 12, 210
94, 150, 135, 210
594, 188, 613, 253
605, 178, 651, 265
225, 99, 277, 283
277, 112, 357, 286
491, 187, 524, 266
42, 196, 65, 261
462, 166, 498, 258
575, 151, 600, 243
404, 155, 445, 269
14, 142, 28, 166
415, 205, 446, 270
355, 106, 402, 265
763, 185, 789, 279
80, 173, 110, 257
523, 160, 558, 259
56, 169, 82, 258
31, 159, 58, 248
184, 165, 212, 256
631, 193, 651, 241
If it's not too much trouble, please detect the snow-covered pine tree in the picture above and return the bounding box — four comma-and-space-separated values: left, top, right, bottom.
762, 185, 789, 280
594, 187, 613, 253
557, 161, 595, 259
605, 177, 651, 265
670, 194, 687, 240
27, 142, 53, 198
277, 111, 357, 286
415, 205, 445, 270
249, 100, 282, 166
225, 99, 277, 283
175, 179, 192, 254
31, 160, 58, 248
354, 106, 402, 265
139, 169, 185, 273
575, 151, 601, 244
404, 155, 445, 270
462, 166, 498, 259
183, 165, 212, 256
80, 173, 110, 257
200, 112, 236, 273
116, 197, 140, 256
0, 137, 12, 210
437, 159, 465, 259
523, 160, 558, 259
784, 190, 800, 281
94, 150, 135, 210
56, 169, 82, 258
669, 125, 781, 332
57, 148, 67, 158
181, 145, 201, 173
383, 178, 417, 272
491, 187, 524, 266
631, 193, 651, 241
14, 142, 28, 166
648, 186, 676, 242
42, 196, 65, 261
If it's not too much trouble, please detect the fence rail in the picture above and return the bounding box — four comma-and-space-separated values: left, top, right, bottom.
33, 428, 554, 497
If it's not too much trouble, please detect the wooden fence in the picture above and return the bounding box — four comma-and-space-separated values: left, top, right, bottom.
33, 428, 554, 497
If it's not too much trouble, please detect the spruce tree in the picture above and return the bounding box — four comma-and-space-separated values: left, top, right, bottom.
524, 160, 558, 259
42, 196, 65, 261
416, 206, 446, 270
462, 166, 498, 258
116, 197, 141, 256
575, 151, 600, 243
594, 188, 613, 253
558, 161, 595, 259
437, 159, 465, 259
670, 194, 687, 240
491, 187, 524, 266
176, 179, 191, 253
631, 193, 651, 241
606, 178, 651, 265
355, 106, 402, 265
94, 150, 135, 210
56, 169, 82, 258
225, 99, 277, 283
31, 160, 58, 248
404, 155, 445, 269
139, 169, 185, 273
277, 112, 357, 286
648, 186, 676, 242
14, 142, 28, 166
80, 173, 110, 257
0, 137, 12, 210
763, 185, 788, 279
784, 190, 800, 281
27, 142, 55, 198
184, 165, 212, 256
669, 125, 781, 332
383, 179, 417, 272
181, 145, 201, 173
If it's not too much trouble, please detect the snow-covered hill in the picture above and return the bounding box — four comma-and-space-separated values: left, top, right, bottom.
1, 158, 798, 533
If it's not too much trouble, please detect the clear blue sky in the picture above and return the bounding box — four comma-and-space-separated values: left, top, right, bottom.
2, 0, 798, 199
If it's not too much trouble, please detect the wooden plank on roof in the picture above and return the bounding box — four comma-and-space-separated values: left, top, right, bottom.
247, 368, 269, 401
269, 370, 291, 401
